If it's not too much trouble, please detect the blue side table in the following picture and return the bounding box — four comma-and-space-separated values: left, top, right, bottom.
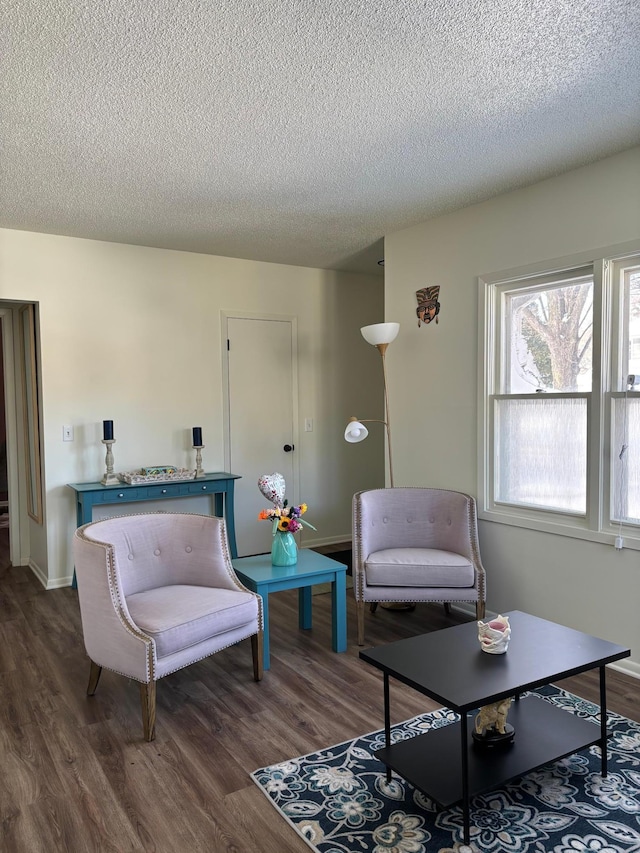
232, 549, 348, 670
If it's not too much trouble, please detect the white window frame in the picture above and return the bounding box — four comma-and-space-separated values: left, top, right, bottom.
478, 241, 640, 550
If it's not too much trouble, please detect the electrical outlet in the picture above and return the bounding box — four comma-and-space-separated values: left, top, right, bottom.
304, 418, 313, 432
63, 425, 74, 441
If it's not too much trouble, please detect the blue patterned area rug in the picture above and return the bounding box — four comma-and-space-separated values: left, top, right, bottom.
251, 685, 640, 853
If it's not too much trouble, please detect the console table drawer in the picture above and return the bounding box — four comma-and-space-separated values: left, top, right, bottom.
186, 482, 215, 494
144, 484, 182, 499
97, 488, 142, 501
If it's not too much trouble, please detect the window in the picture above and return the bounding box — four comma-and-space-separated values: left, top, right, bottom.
480, 248, 640, 547
612, 259, 640, 526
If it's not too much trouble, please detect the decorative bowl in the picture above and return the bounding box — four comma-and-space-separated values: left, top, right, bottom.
477, 614, 511, 654
118, 468, 196, 485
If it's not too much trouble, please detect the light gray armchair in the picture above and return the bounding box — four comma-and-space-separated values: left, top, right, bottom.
73, 512, 263, 741
353, 488, 486, 645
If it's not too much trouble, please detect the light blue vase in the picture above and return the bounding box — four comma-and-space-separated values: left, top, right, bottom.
271, 531, 297, 566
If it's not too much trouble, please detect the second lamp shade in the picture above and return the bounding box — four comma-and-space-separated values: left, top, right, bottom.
344, 420, 369, 443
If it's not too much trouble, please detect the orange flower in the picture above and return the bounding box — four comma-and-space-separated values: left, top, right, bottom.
258, 510, 270, 520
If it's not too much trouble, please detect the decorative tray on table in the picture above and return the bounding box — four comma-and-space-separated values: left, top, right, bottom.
117, 466, 196, 485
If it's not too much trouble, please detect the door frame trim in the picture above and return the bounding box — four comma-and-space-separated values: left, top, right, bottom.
0, 307, 23, 567
221, 310, 300, 505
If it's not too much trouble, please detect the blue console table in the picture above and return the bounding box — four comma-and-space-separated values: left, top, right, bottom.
68, 471, 241, 587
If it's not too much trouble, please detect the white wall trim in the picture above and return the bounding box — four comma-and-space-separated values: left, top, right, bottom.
0, 307, 23, 568
27, 558, 48, 588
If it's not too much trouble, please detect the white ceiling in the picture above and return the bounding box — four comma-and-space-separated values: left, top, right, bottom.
2, 0, 639, 276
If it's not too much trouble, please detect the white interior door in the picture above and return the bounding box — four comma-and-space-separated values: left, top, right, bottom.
225, 316, 297, 556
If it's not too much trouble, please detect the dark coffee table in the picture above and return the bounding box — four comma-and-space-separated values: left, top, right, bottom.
360, 610, 630, 845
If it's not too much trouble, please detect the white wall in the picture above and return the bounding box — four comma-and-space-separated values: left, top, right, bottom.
0, 229, 385, 586
385, 146, 640, 673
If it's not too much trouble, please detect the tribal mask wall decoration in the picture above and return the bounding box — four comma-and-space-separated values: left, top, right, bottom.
416, 286, 440, 326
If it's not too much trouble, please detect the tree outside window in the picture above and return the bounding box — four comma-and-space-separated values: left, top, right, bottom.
481, 251, 640, 542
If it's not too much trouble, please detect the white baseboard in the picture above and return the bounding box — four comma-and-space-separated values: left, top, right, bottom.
302, 534, 352, 549
25, 558, 72, 589
610, 658, 640, 681
28, 559, 48, 589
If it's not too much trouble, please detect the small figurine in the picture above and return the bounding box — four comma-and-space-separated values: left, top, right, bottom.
475, 697, 512, 736
472, 697, 515, 749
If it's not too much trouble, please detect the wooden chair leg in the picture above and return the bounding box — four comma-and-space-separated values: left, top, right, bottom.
140, 681, 156, 742
443, 602, 451, 615
87, 661, 102, 696
476, 600, 486, 620
357, 601, 365, 646
251, 630, 264, 681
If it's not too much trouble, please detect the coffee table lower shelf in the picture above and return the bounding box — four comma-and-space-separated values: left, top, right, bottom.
374, 695, 602, 807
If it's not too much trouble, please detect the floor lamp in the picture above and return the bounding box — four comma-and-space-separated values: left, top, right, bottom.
344, 322, 399, 488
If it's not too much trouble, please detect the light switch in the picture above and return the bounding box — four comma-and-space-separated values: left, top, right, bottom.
304, 418, 313, 432
63, 425, 74, 441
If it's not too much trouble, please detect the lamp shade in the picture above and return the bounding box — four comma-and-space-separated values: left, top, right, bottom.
360, 322, 400, 346
344, 420, 369, 443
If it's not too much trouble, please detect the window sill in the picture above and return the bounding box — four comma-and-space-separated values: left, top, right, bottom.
478, 507, 640, 551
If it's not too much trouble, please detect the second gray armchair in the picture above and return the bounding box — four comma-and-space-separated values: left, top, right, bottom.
353, 488, 486, 645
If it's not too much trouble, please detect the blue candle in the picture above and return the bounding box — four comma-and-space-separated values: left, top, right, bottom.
192, 426, 202, 446
103, 420, 114, 441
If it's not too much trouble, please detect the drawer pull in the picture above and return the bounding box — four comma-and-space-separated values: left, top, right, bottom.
201, 486, 207, 491
161, 489, 167, 494
118, 493, 124, 498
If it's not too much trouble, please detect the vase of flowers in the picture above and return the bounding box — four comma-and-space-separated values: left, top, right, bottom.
270, 530, 298, 566
259, 500, 316, 567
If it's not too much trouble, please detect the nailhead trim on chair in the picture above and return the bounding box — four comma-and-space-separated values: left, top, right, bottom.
76, 512, 264, 682
77, 524, 157, 682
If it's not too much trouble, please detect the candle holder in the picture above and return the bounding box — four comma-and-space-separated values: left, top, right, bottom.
101, 439, 119, 486
193, 445, 205, 478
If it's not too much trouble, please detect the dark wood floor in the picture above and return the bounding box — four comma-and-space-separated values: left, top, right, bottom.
1, 533, 638, 852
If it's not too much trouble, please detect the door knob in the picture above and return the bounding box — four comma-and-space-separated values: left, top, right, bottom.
283, 444, 294, 452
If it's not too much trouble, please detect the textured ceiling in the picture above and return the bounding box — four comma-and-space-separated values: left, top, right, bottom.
2, 0, 639, 276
